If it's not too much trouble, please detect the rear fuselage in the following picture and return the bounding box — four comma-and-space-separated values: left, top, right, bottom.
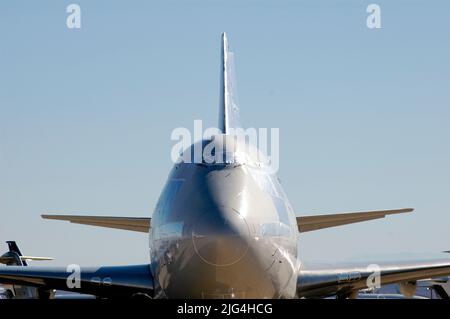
149, 137, 299, 298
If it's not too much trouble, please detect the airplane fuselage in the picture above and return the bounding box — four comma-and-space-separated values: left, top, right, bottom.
149, 137, 299, 298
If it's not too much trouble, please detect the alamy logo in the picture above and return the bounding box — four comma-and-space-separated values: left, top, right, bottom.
171, 120, 280, 174
66, 4, 81, 29
366, 4, 382, 29
66, 264, 81, 288
366, 264, 381, 289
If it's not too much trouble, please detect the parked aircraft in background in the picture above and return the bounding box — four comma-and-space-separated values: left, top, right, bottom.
357, 276, 450, 299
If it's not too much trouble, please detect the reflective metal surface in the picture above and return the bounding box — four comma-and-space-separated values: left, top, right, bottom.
150, 140, 298, 298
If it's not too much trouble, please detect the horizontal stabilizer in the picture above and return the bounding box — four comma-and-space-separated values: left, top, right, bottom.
20, 256, 53, 261
0, 256, 53, 264
41, 214, 151, 233
296, 208, 413, 233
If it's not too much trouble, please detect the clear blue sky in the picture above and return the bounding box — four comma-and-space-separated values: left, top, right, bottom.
0, 1, 449, 266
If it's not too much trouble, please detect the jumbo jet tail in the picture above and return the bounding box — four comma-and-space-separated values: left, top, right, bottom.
0, 241, 53, 266
219, 32, 241, 134
0, 241, 53, 299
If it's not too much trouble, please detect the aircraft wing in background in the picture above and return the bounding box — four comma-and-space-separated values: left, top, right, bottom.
298, 259, 450, 298
0, 241, 153, 299
0, 264, 154, 298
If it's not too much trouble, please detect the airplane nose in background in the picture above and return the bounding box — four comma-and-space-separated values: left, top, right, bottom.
191, 206, 250, 267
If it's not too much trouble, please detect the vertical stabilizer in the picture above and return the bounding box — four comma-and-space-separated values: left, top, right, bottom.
7, 241, 25, 265
219, 33, 241, 134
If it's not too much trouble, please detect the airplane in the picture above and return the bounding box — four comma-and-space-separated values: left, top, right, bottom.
1, 33, 450, 299
0, 241, 53, 299
0, 241, 95, 299
357, 275, 450, 299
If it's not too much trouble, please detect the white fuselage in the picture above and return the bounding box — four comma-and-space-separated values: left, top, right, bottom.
148, 138, 299, 298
